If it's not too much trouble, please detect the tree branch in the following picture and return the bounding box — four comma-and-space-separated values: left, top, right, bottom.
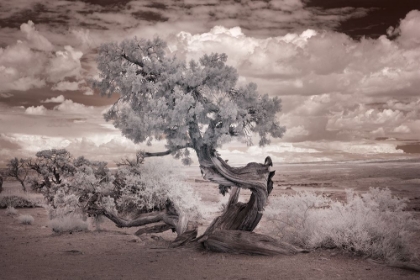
141, 145, 192, 158
102, 209, 164, 228
121, 54, 144, 68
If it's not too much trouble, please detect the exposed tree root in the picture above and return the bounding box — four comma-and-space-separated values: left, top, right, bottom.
202, 230, 307, 255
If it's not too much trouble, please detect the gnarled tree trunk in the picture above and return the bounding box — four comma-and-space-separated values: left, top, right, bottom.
87, 145, 303, 255
193, 145, 302, 255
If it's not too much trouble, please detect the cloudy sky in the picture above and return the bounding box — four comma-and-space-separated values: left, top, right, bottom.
1, 0, 420, 166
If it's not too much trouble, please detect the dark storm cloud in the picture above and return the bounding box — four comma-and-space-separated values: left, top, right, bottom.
305, 0, 420, 39
0, 0, 374, 38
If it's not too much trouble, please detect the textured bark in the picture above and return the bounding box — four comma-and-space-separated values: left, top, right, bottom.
191, 145, 300, 255
134, 223, 173, 236
88, 144, 301, 255
203, 230, 305, 255
197, 145, 272, 232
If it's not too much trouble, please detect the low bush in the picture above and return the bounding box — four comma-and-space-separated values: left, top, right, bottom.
20, 149, 203, 234
49, 215, 89, 233
5, 206, 18, 216
18, 214, 34, 225
263, 188, 420, 263
0, 196, 36, 208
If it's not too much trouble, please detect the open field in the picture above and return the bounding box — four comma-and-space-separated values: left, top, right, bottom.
1, 159, 420, 280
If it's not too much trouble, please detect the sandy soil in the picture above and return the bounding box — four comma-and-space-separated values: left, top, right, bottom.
1, 160, 420, 280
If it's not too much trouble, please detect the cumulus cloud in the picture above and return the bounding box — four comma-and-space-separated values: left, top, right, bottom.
20, 20, 54, 51
51, 81, 80, 91
171, 22, 420, 97
53, 99, 95, 114
393, 125, 411, 133
82, 88, 94, 95
327, 106, 406, 131
391, 10, 420, 49
283, 125, 310, 141
46, 46, 83, 82
42, 95, 65, 103
0, 21, 84, 93
25, 105, 47, 115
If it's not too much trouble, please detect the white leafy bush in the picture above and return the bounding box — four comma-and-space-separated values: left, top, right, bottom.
25, 149, 202, 233
18, 214, 34, 225
47, 191, 88, 233
49, 215, 89, 233
264, 188, 420, 262
113, 160, 202, 222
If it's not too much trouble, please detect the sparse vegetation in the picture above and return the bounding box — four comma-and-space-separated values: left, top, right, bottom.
263, 188, 420, 263
16, 149, 202, 236
0, 195, 37, 209
18, 214, 34, 225
5, 206, 18, 216
49, 215, 89, 233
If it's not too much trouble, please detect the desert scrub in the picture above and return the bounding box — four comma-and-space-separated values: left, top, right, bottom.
5, 206, 18, 216
23, 149, 203, 234
0, 195, 37, 208
18, 214, 34, 225
47, 192, 89, 233
49, 215, 89, 233
263, 188, 420, 263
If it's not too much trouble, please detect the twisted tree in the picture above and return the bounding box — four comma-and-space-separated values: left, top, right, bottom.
92, 37, 301, 255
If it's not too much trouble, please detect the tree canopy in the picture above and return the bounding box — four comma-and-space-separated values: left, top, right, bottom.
94, 37, 285, 163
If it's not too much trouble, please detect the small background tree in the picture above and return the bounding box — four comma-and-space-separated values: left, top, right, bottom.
6, 158, 29, 192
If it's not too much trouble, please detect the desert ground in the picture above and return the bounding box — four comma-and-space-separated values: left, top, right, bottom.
1, 159, 420, 280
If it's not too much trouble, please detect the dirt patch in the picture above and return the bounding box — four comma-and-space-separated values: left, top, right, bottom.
1, 207, 419, 280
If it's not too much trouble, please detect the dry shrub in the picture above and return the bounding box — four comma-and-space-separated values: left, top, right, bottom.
5, 206, 18, 216
47, 193, 88, 233
18, 214, 34, 225
49, 215, 89, 233
264, 188, 420, 263
0, 196, 36, 208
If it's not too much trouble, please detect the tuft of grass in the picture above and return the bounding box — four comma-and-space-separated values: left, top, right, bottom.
49, 215, 89, 233
5, 206, 18, 216
263, 187, 420, 263
18, 214, 34, 225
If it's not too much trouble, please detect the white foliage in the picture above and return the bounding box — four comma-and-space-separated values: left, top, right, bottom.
18, 214, 34, 225
49, 215, 89, 233
6, 206, 18, 216
24, 149, 203, 233
115, 160, 203, 222
264, 188, 419, 262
